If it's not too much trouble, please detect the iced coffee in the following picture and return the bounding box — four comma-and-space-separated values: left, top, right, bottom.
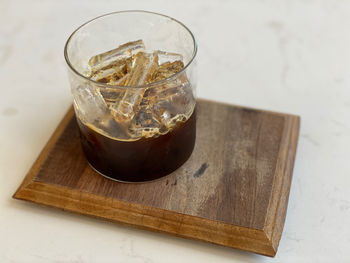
72, 40, 196, 182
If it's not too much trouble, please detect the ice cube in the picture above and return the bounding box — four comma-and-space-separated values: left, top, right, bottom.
151, 50, 184, 82
153, 100, 174, 123
128, 109, 161, 138
90, 67, 118, 83
88, 40, 145, 72
156, 50, 183, 65
152, 60, 184, 82
125, 52, 159, 86
109, 87, 144, 122
71, 84, 109, 124
110, 52, 159, 122
90, 62, 128, 84
108, 73, 130, 86
99, 87, 125, 106
152, 80, 195, 129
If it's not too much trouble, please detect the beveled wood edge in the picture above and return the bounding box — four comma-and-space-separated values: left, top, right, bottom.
198, 98, 300, 119
13, 105, 75, 197
14, 180, 276, 257
263, 114, 300, 253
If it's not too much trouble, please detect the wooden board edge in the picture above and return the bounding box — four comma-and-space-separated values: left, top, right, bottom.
14, 181, 276, 257
198, 98, 300, 119
263, 115, 300, 253
13, 106, 75, 199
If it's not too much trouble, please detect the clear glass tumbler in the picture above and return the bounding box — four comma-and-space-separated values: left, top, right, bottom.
64, 11, 197, 182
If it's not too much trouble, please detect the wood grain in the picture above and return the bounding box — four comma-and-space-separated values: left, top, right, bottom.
13, 99, 300, 257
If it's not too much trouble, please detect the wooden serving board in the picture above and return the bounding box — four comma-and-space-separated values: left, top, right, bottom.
13, 99, 300, 257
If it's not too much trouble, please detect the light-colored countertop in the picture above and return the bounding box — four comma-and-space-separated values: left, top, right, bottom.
1, 0, 349, 262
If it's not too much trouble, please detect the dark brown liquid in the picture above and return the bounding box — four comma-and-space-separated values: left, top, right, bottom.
77, 112, 196, 182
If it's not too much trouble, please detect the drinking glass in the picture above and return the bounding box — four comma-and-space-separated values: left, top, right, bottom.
64, 11, 197, 182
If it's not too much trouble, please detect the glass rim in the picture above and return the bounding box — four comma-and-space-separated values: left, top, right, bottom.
64, 10, 198, 89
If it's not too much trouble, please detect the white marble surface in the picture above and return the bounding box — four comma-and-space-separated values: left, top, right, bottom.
1, 0, 350, 262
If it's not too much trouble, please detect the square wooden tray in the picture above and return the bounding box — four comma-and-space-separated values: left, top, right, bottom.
13, 99, 300, 257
